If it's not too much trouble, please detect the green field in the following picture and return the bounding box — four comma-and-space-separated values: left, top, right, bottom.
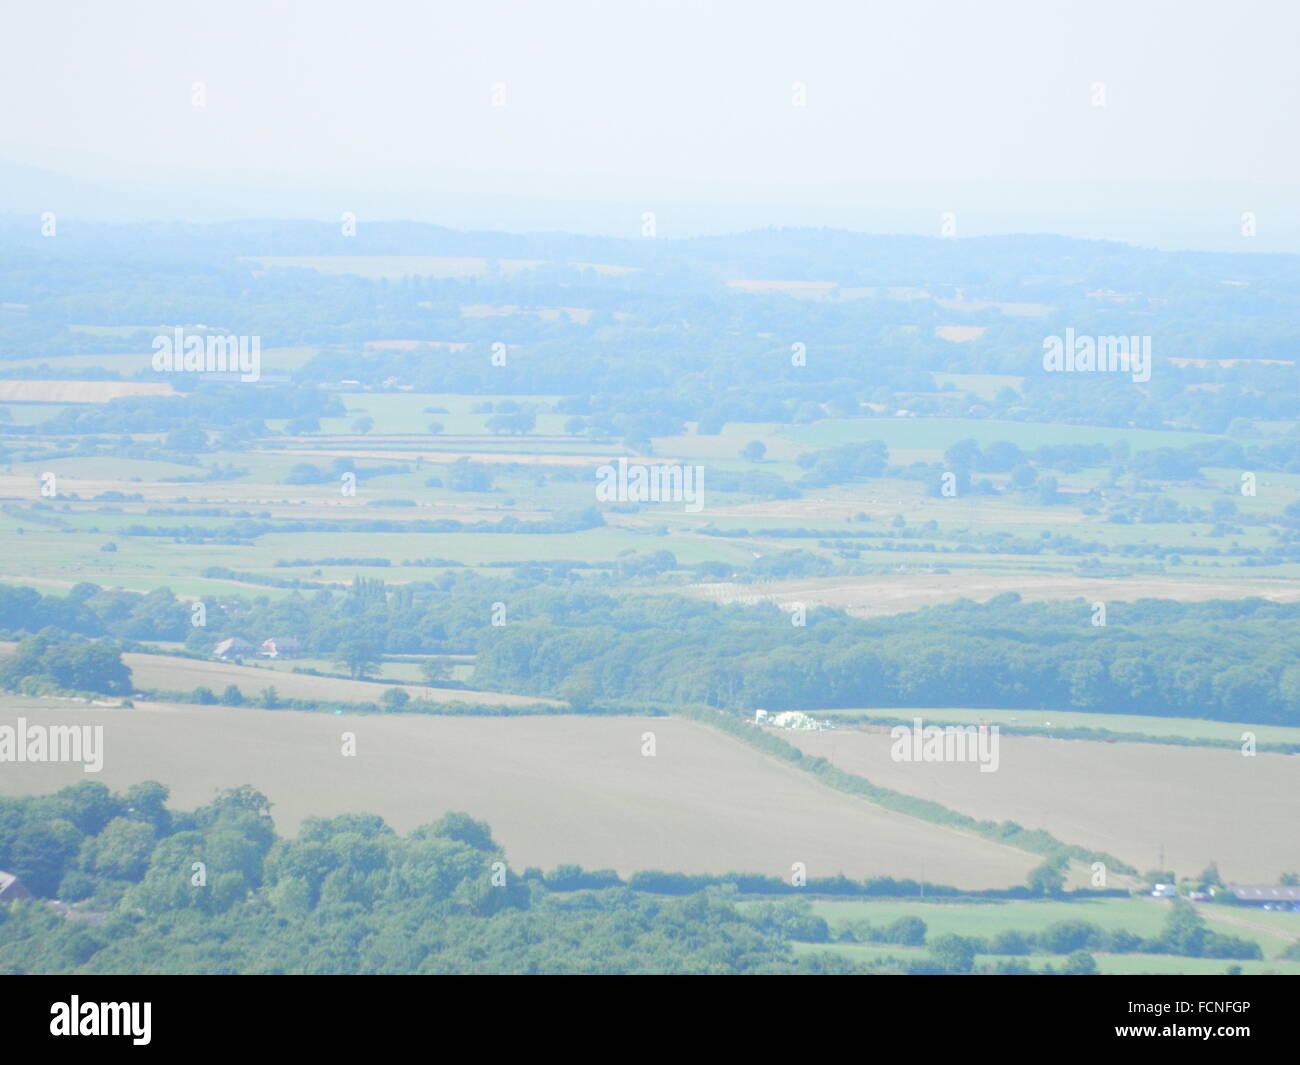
782, 417, 1215, 453
818, 707, 1300, 746
790, 941, 1300, 975
806, 897, 1180, 939
122, 651, 554, 707
780, 896, 1300, 972
931, 372, 1027, 398
298, 392, 571, 436
255, 655, 475, 684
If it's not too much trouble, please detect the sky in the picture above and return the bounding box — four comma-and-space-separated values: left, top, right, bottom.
2, 0, 1298, 247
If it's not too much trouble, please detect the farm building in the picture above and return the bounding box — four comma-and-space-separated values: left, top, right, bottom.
0, 870, 33, 902
259, 637, 303, 659
212, 637, 255, 661
770, 711, 828, 731
1226, 885, 1300, 907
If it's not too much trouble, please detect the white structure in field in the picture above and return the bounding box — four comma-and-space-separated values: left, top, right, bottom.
770, 710, 827, 731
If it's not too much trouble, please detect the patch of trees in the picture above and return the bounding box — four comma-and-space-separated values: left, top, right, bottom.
796, 440, 889, 485
0, 583, 188, 642
470, 591, 1300, 724
0, 633, 131, 696
4, 580, 1298, 724
37, 387, 342, 439
0, 784, 802, 975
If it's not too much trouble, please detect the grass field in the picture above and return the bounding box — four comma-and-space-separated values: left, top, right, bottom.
787, 728, 1300, 882
799, 896, 1300, 950
254, 655, 475, 684
781, 416, 1214, 454
119, 652, 553, 707
779, 894, 1300, 972
0, 384, 1289, 600
819, 707, 1300, 747
931, 372, 1024, 396
300, 391, 573, 437
0, 522, 754, 593
789, 941, 1300, 974
807, 896, 1175, 936
0, 701, 1039, 885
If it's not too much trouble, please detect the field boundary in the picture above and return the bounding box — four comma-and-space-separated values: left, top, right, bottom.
820, 711, 1300, 755
670, 701, 1139, 876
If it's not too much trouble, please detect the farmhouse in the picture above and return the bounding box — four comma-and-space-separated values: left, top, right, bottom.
0, 870, 33, 901
212, 637, 255, 661
259, 637, 303, 659
1226, 884, 1300, 907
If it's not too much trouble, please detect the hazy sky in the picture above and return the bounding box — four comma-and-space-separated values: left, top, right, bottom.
2, 0, 1298, 242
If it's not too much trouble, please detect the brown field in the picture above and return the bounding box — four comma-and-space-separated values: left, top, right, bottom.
786, 726, 1300, 882
686, 574, 1300, 617
0, 380, 174, 402
120, 652, 558, 708
0, 701, 1038, 884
